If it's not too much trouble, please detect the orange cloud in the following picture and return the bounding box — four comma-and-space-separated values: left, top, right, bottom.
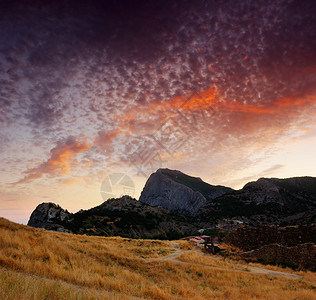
274, 95, 316, 107
15, 136, 89, 184
214, 101, 277, 114
93, 82, 315, 168
114, 84, 218, 131
116, 82, 311, 133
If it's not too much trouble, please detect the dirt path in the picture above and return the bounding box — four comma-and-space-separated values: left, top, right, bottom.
146, 241, 187, 262
246, 266, 301, 278
145, 242, 302, 280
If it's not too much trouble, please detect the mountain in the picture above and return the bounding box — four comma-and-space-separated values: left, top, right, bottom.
139, 169, 316, 225
139, 168, 234, 216
27, 196, 197, 239
28, 171, 316, 238
198, 176, 316, 225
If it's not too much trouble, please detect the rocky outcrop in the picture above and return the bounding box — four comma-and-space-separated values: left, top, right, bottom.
27, 202, 72, 233
139, 168, 232, 216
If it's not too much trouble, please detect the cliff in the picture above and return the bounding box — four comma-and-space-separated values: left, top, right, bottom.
139, 168, 233, 216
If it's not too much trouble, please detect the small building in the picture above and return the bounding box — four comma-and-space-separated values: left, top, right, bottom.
189, 236, 204, 244
189, 235, 211, 244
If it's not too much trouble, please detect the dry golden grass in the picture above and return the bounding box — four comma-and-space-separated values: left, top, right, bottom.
177, 240, 196, 250
0, 267, 128, 300
0, 217, 315, 299
178, 251, 242, 270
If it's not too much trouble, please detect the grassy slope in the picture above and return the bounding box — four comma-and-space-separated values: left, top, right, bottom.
0, 217, 315, 300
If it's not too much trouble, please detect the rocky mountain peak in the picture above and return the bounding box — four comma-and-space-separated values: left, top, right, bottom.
139, 168, 233, 215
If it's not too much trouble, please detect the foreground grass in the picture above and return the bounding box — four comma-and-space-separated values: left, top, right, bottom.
0, 217, 315, 299
0, 267, 128, 300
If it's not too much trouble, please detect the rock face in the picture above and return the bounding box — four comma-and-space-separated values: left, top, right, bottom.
27, 202, 72, 233
139, 168, 233, 216
243, 178, 282, 205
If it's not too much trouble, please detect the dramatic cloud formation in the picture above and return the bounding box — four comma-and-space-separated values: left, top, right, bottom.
0, 0, 315, 223
14, 136, 89, 184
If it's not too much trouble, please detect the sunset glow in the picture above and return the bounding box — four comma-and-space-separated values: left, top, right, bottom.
1, 0, 315, 224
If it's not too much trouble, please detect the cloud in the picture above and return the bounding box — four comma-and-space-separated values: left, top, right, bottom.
2, 0, 314, 129
58, 177, 85, 186
94, 129, 122, 150
1, 0, 315, 189
15, 136, 89, 184
261, 164, 285, 176
86, 83, 315, 183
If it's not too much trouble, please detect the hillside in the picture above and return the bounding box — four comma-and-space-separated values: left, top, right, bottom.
1, 218, 316, 299
197, 176, 316, 225
28, 196, 198, 239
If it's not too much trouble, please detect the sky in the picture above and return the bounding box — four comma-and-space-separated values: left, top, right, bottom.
0, 0, 315, 224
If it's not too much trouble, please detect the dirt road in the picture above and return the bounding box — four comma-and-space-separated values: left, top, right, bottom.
145, 242, 301, 279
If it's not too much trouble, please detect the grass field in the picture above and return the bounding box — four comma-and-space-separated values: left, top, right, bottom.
0, 217, 315, 299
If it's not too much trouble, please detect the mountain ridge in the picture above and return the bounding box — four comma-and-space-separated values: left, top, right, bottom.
27, 169, 316, 237
198, 175, 316, 225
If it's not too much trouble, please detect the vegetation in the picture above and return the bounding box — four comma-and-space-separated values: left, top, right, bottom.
1, 217, 315, 299
197, 176, 316, 225
51, 197, 198, 239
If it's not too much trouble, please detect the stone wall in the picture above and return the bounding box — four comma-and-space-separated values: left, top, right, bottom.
239, 243, 316, 271
223, 225, 316, 251
223, 225, 316, 270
